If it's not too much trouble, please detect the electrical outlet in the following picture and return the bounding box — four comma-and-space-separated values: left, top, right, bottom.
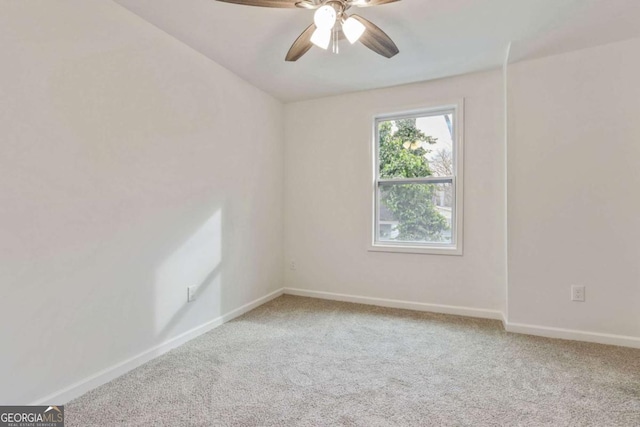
289, 261, 297, 271
571, 285, 585, 302
188, 286, 198, 303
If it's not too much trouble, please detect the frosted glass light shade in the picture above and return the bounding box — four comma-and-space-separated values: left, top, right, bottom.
342, 16, 366, 44
314, 5, 337, 30
310, 28, 331, 50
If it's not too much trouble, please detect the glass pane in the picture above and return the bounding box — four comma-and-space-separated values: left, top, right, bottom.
378, 182, 453, 245
378, 112, 454, 180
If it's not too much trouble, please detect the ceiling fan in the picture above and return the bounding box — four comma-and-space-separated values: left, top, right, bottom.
216, 0, 400, 61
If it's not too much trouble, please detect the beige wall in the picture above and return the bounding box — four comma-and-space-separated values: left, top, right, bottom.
507, 37, 640, 338
284, 70, 506, 313
0, 0, 284, 404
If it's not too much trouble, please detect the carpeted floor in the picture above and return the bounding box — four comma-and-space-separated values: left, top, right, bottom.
67, 295, 640, 426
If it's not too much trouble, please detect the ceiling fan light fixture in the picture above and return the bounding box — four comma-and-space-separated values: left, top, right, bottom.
217, 0, 401, 62
342, 16, 366, 44
313, 5, 337, 30
310, 27, 332, 49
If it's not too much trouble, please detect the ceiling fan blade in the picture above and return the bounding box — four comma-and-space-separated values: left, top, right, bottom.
295, 0, 321, 9
351, 15, 399, 58
216, 0, 297, 8
351, 0, 401, 7
285, 24, 316, 62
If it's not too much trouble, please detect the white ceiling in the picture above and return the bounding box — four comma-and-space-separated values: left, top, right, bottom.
113, 0, 640, 102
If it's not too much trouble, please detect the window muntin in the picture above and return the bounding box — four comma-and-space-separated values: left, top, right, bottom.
373, 108, 461, 253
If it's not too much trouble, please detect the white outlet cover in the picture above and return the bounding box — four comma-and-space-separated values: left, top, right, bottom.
571, 285, 585, 302
188, 286, 198, 302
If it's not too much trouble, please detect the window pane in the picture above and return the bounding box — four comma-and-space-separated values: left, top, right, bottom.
419, 114, 454, 177
378, 182, 453, 244
378, 113, 454, 180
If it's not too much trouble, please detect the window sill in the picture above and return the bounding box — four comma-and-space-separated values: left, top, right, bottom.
368, 244, 463, 256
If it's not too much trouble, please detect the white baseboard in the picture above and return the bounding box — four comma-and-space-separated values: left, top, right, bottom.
31, 287, 640, 405
32, 288, 284, 405
283, 288, 640, 349
283, 288, 504, 321
500, 311, 508, 328
504, 321, 640, 349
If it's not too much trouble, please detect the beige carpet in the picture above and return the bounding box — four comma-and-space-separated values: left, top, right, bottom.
67, 295, 640, 426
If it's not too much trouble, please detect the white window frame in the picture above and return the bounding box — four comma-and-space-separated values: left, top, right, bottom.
369, 101, 464, 256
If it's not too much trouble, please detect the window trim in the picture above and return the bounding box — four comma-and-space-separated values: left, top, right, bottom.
369, 101, 464, 256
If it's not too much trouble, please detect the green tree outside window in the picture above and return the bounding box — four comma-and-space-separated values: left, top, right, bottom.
378, 119, 448, 241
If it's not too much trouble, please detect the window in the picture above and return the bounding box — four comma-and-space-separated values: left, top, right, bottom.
371, 104, 463, 255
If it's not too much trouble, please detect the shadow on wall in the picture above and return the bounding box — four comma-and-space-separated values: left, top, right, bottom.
1, 201, 230, 405
1, 0, 281, 404
155, 210, 223, 341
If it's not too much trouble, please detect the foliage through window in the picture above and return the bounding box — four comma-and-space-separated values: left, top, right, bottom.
374, 107, 461, 252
